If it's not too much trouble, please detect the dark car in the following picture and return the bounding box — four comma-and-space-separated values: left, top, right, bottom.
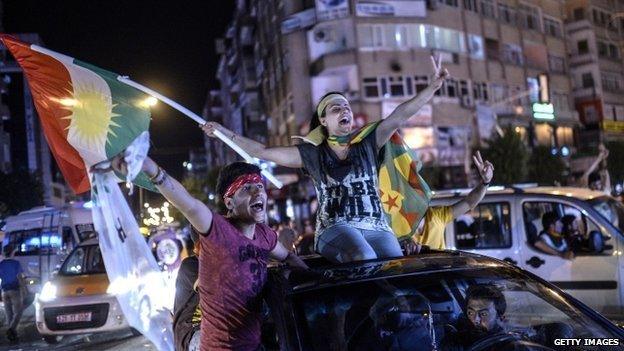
264, 251, 624, 351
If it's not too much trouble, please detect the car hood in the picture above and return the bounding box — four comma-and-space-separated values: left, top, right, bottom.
54, 273, 109, 297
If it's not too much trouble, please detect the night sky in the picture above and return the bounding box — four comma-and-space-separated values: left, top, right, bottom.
2, 0, 234, 178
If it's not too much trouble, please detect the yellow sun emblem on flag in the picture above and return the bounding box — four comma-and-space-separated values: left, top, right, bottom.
57, 83, 120, 149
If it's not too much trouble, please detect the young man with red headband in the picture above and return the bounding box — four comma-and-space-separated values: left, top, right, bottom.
111, 156, 308, 351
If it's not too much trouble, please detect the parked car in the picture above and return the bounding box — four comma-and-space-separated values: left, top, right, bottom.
264, 252, 624, 350
431, 186, 624, 322
34, 238, 136, 344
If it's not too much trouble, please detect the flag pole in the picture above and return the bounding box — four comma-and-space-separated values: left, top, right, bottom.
117, 76, 283, 189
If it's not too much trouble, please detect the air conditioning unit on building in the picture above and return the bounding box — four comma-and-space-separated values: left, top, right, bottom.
461, 95, 474, 108
313, 26, 333, 42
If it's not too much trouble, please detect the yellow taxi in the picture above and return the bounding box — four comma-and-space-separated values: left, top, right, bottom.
34, 238, 132, 343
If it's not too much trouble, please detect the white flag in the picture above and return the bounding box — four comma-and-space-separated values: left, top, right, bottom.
90, 133, 174, 351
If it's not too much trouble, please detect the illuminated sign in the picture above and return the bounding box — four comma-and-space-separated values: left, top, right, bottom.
532, 103, 555, 120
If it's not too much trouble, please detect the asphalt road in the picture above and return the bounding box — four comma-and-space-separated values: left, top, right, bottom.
0, 306, 158, 351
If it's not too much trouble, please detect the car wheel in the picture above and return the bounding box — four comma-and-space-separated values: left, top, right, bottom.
139, 296, 152, 330
43, 335, 61, 344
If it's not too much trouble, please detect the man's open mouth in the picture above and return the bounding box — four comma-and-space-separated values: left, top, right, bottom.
250, 199, 264, 213
339, 116, 350, 126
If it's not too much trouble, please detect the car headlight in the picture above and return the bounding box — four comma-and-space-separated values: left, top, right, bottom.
39, 281, 57, 302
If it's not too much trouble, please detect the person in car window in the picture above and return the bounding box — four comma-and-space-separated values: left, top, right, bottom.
110, 155, 308, 351
561, 215, 584, 253
203, 56, 449, 263
442, 284, 519, 351
535, 212, 574, 260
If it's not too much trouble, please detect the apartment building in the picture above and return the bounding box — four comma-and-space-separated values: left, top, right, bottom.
211, 0, 580, 188
564, 0, 624, 143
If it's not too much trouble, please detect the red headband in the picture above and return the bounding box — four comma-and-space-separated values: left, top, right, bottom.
223, 173, 264, 198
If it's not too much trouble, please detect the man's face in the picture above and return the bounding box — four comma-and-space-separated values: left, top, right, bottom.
320, 97, 353, 136
225, 180, 267, 223
466, 298, 500, 332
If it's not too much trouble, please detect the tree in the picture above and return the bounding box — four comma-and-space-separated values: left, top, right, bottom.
0, 169, 43, 218
481, 126, 530, 185
528, 145, 566, 185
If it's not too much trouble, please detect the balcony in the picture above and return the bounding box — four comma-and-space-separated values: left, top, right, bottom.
309, 49, 357, 77
568, 53, 596, 67
572, 86, 597, 99
565, 19, 593, 33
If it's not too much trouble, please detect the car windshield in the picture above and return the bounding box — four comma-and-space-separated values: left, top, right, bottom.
289, 267, 623, 351
590, 196, 624, 234
60, 244, 106, 276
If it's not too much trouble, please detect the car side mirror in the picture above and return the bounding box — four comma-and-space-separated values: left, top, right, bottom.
588, 230, 605, 254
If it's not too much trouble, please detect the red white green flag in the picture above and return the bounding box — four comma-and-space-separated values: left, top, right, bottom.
0, 34, 153, 193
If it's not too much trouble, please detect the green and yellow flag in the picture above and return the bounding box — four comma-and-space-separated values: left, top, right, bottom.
297, 122, 432, 240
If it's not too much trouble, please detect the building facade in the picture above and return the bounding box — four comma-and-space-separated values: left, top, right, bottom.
246, 0, 578, 188
564, 0, 624, 144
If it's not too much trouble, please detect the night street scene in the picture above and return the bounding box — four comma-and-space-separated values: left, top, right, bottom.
2, 0, 624, 350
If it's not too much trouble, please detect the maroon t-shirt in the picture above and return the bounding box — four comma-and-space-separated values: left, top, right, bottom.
197, 213, 278, 351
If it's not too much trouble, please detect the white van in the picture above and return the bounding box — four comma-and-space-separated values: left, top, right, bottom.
1, 203, 96, 293
431, 186, 624, 321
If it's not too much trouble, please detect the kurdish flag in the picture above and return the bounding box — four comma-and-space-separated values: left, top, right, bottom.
0, 34, 152, 193
296, 122, 432, 240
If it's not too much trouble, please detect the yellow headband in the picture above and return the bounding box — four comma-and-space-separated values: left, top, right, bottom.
316, 94, 348, 117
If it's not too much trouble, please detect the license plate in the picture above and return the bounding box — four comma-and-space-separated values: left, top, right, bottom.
56, 312, 92, 323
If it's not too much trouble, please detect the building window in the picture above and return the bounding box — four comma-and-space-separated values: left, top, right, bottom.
480, 0, 496, 18
463, 0, 478, 12
459, 80, 469, 96
548, 55, 565, 74
573, 7, 585, 20
443, 0, 459, 7
518, 3, 541, 31
597, 40, 608, 57
388, 76, 405, 96
497, 4, 516, 25
414, 75, 429, 94
582, 72, 594, 88
577, 40, 589, 55
601, 73, 622, 93
363, 77, 380, 98
543, 17, 562, 38
592, 8, 610, 27
473, 82, 489, 101
445, 78, 459, 97
485, 38, 500, 60
609, 43, 620, 60
552, 92, 570, 112
556, 127, 574, 146
502, 43, 523, 66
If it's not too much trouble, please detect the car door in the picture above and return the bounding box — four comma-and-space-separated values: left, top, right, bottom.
518, 197, 621, 319
445, 199, 521, 265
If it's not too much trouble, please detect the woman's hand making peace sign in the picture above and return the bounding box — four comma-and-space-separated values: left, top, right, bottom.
430, 54, 450, 89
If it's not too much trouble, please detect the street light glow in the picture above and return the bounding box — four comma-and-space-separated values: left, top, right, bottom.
145, 96, 158, 106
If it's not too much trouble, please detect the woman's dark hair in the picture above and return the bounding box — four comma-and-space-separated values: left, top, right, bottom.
310, 91, 347, 132
561, 215, 576, 233
465, 284, 507, 317
216, 162, 262, 200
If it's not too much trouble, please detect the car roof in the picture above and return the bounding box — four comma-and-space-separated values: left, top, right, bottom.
432, 185, 607, 201
269, 251, 514, 293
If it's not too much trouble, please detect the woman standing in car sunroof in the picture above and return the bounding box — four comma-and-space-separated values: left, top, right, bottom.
203, 56, 449, 263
